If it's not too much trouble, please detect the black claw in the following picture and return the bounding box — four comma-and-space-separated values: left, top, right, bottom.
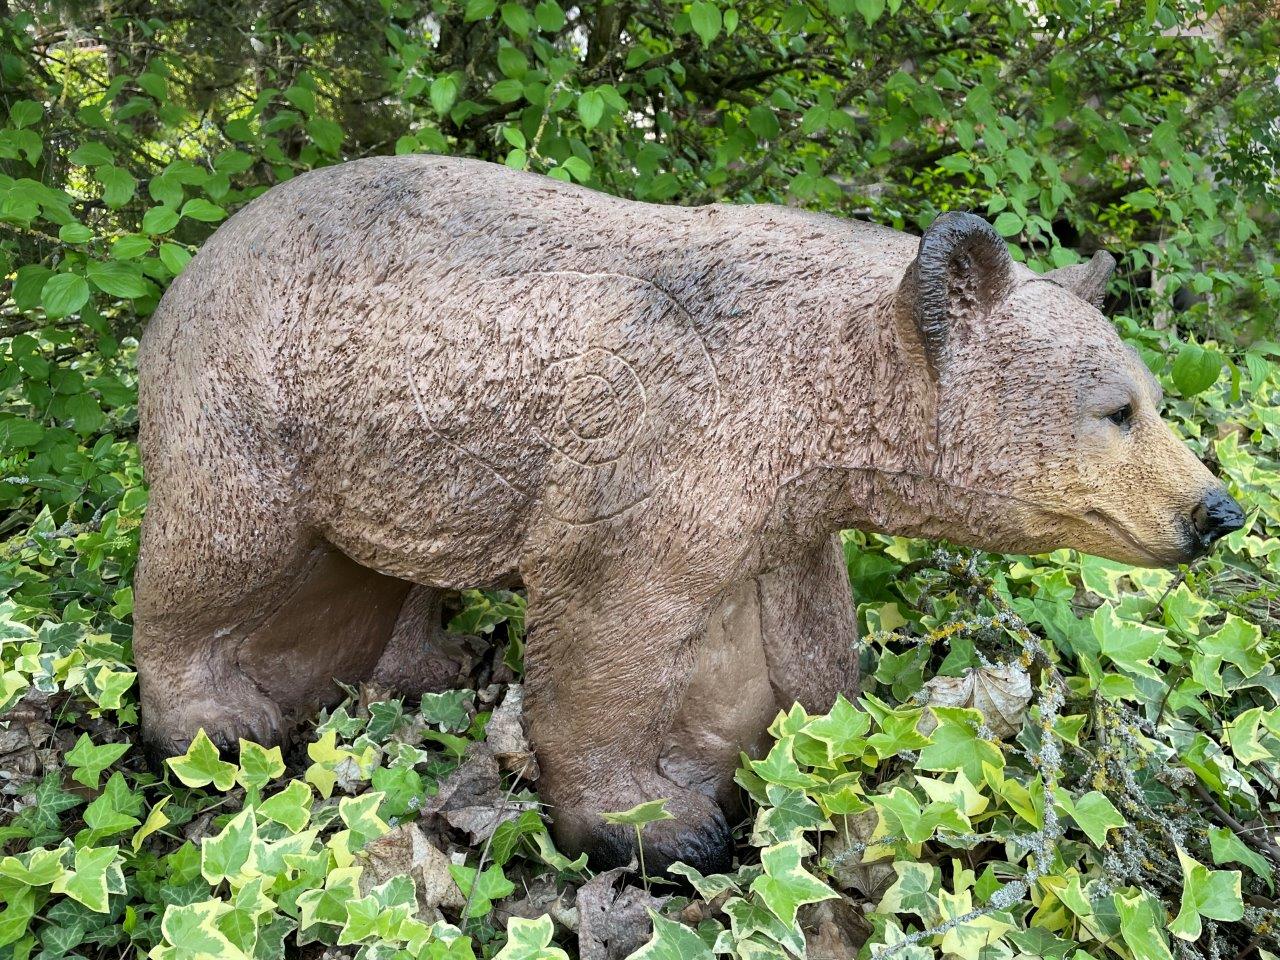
584, 808, 733, 877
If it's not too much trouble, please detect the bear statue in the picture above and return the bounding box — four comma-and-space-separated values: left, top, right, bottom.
134, 155, 1244, 873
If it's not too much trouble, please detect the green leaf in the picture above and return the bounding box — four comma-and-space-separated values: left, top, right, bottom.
283, 85, 316, 115
166, 730, 238, 791
1057, 791, 1125, 846
81, 771, 143, 840
9, 100, 43, 128
1171, 342, 1223, 397
86, 260, 151, 299
854, 0, 886, 27
305, 117, 343, 156
501, 2, 534, 35
57, 222, 92, 244
600, 798, 675, 827
690, 1, 722, 45
65, 733, 130, 789
180, 198, 226, 222
143, 205, 180, 234
750, 736, 821, 789
1169, 847, 1243, 940
69, 141, 114, 166
449, 863, 515, 918
578, 90, 605, 130
431, 75, 459, 117
992, 212, 1022, 237
1207, 827, 1272, 887
96, 165, 137, 208
917, 706, 1003, 782
534, 0, 565, 30
749, 838, 838, 927
41, 272, 90, 318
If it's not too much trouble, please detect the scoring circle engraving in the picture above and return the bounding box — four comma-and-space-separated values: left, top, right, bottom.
535, 347, 646, 468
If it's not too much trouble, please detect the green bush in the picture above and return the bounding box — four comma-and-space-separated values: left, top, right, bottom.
1, 1, 1278, 958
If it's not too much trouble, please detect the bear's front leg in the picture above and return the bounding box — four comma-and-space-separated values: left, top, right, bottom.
521, 518, 738, 876
758, 534, 862, 712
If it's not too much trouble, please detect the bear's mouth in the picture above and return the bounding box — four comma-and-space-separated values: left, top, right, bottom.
1080, 509, 1190, 567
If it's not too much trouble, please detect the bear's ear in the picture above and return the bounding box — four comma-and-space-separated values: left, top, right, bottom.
1043, 250, 1116, 309
897, 211, 1014, 370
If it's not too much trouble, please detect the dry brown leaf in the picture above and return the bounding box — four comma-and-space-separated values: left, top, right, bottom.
824, 809, 894, 898
576, 867, 667, 960
920, 663, 1032, 738
360, 822, 466, 916
804, 897, 872, 959
487, 685, 539, 781
424, 745, 537, 844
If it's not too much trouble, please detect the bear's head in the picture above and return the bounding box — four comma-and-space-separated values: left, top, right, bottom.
895, 211, 1244, 567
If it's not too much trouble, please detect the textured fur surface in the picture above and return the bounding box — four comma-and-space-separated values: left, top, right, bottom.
135, 156, 1235, 872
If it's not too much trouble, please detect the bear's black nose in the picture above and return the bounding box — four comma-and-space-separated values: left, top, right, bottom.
1191, 488, 1245, 546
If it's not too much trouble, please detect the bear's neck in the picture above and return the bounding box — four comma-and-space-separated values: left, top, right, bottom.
757, 285, 941, 555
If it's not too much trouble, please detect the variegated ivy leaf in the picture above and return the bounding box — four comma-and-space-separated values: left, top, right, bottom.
492, 915, 569, 960
1055, 791, 1126, 847
871, 785, 970, 845
202, 808, 258, 886
749, 838, 838, 928
236, 739, 285, 795
1169, 847, 1244, 941
937, 887, 1015, 959
600, 798, 675, 827
49, 844, 124, 913
916, 706, 1004, 782
329, 791, 389, 866
152, 899, 248, 960
132, 796, 171, 853
628, 911, 715, 960
256, 780, 313, 834
878, 860, 940, 922
297, 865, 363, 935
166, 730, 237, 792
1116, 889, 1175, 960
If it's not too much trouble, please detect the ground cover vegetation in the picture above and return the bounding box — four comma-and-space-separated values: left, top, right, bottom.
1, 1, 1279, 958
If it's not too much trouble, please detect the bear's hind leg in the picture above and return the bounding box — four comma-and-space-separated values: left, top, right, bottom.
136, 480, 410, 760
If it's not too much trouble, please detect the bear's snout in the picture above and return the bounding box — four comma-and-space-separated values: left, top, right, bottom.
1189, 488, 1246, 551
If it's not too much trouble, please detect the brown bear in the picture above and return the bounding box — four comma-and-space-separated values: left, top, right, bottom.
134, 155, 1243, 874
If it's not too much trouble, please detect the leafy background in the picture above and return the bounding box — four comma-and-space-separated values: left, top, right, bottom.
1, 1, 1279, 959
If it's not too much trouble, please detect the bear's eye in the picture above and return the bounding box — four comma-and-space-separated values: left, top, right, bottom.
1105, 403, 1134, 428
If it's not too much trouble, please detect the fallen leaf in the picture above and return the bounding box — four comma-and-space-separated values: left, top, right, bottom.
359, 822, 466, 916
824, 809, 894, 898
804, 897, 873, 959
576, 867, 667, 960
921, 664, 1032, 738
488, 685, 539, 780
425, 745, 538, 844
